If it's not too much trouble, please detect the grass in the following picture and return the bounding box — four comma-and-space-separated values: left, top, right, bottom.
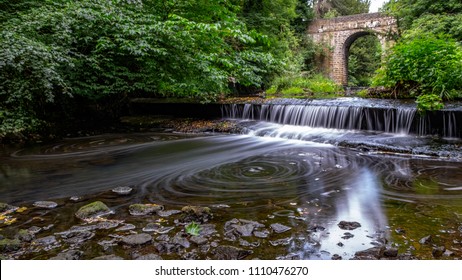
265, 74, 343, 99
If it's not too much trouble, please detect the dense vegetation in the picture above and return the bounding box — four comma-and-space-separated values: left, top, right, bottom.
374, 0, 462, 110
1, 0, 461, 141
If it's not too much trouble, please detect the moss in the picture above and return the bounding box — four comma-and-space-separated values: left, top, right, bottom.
128, 204, 163, 216
0, 238, 21, 252
0, 202, 14, 213
75, 201, 111, 220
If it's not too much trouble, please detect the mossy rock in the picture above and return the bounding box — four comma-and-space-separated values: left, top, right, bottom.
128, 204, 163, 216
181, 206, 212, 223
0, 238, 21, 252
75, 201, 111, 220
0, 202, 17, 213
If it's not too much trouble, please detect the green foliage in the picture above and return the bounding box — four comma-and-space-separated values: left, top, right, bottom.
348, 35, 382, 86
0, 0, 280, 138
373, 34, 462, 99
384, 0, 462, 37
185, 221, 201, 236
416, 94, 444, 113
266, 73, 342, 97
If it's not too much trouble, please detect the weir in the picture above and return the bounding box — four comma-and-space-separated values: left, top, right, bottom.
222, 100, 462, 138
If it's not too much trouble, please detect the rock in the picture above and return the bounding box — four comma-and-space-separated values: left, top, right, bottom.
129, 204, 163, 216
49, 250, 83, 260
69, 196, 81, 202
213, 245, 252, 260
172, 233, 190, 248
181, 206, 212, 223
75, 201, 111, 220
443, 249, 454, 257
142, 223, 161, 232
337, 242, 344, 247
116, 224, 136, 232
198, 224, 217, 237
182, 251, 199, 260
395, 227, 406, 235
28, 226, 42, 234
33, 235, 58, 246
0, 202, 17, 213
307, 225, 326, 232
234, 224, 255, 237
158, 210, 182, 217
61, 231, 95, 244
135, 254, 163, 260
341, 232, 355, 239
419, 235, 433, 245
0, 238, 21, 252
432, 246, 446, 258
33, 201, 58, 209
338, 221, 361, 230
121, 233, 152, 246
93, 254, 124, 260
270, 223, 292, 234
383, 248, 399, 258
16, 229, 34, 242
112, 186, 133, 195
254, 230, 270, 238
190, 236, 208, 245
269, 237, 293, 246
96, 220, 122, 229
332, 254, 342, 260
353, 246, 385, 260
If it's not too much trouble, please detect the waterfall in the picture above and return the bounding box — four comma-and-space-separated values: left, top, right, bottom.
222, 102, 461, 138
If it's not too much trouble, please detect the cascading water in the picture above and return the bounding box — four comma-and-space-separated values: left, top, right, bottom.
222, 99, 461, 138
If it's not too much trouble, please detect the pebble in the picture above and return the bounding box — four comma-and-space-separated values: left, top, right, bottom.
112, 186, 133, 195
33, 201, 58, 209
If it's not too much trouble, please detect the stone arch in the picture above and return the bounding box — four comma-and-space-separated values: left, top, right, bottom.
342, 31, 382, 85
308, 13, 398, 85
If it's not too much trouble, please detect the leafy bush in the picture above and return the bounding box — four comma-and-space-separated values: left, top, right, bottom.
373, 34, 462, 100
416, 94, 444, 113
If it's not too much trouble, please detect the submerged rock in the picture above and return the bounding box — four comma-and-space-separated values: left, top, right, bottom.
270, 223, 292, 234
338, 221, 361, 230
129, 204, 163, 216
49, 250, 83, 260
121, 233, 152, 246
213, 245, 252, 260
0, 203, 18, 213
0, 238, 21, 252
181, 206, 212, 223
33, 201, 58, 209
75, 201, 111, 220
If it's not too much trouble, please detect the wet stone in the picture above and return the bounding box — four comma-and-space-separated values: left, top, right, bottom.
112, 186, 133, 195
234, 224, 255, 237
157, 210, 182, 217
28, 226, 42, 234
432, 246, 446, 258
353, 246, 385, 260
419, 235, 433, 245
172, 233, 190, 248
213, 245, 252, 260
338, 221, 361, 230
69, 196, 81, 202
49, 250, 83, 260
16, 229, 34, 242
142, 223, 161, 232
198, 224, 217, 237
181, 206, 212, 223
116, 224, 136, 232
269, 237, 292, 246
156, 235, 170, 242
61, 231, 95, 244
34, 235, 58, 246
0, 238, 21, 252
270, 223, 292, 234
332, 254, 342, 260
135, 254, 163, 260
93, 254, 124, 260
0, 203, 18, 213
33, 201, 58, 209
129, 204, 163, 216
97, 220, 122, 229
75, 201, 111, 220
239, 239, 260, 248
190, 236, 208, 245
342, 232, 355, 239
384, 248, 399, 258
121, 233, 152, 246
254, 230, 270, 238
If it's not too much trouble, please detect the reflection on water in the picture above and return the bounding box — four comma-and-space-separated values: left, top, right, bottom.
1, 132, 462, 259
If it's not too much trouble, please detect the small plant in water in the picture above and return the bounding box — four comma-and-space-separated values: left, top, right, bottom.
185, 221, 201, 236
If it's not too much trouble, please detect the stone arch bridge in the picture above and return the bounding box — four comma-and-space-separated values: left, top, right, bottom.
307, 12, 398, 85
